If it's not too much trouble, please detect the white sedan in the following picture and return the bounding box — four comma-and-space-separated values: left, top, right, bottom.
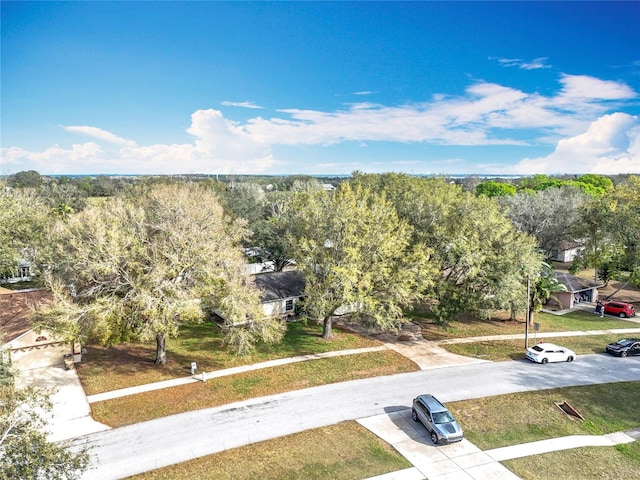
525, 342, 576, 364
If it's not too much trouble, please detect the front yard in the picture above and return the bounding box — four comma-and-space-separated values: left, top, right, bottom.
77, 320, 385, 395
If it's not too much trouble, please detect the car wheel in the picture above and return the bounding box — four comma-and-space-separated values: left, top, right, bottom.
430, 431, 439, 445
411, 409, 419, 422
619, 312, 627, 318
621, 351, 628, 358
541, 358, 548, 364
567, 356, 574, 362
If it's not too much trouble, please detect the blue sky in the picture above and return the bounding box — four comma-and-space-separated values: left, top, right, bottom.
2, 1, 639, 176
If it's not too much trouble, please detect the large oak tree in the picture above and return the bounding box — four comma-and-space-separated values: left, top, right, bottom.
288, 183, 434, 339
34, 184, 283, 363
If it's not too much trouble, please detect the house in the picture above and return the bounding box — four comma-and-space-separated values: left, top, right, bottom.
0, 260, 33, 284
551, 240, 585, 263
253, 271, 305, 319
0, 288, 80, 371
547, 271, 603, 310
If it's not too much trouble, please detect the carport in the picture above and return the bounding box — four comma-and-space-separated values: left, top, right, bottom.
549, 271, 604, 310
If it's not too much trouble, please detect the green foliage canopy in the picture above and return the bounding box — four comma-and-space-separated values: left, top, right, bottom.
33, 184, 283, 363
288, 182, 434, 338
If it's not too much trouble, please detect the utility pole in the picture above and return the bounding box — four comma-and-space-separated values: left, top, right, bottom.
525, 274, 530, 350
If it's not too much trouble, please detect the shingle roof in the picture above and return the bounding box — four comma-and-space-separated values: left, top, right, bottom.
253, 271, 305, 302
0, 289, 51, 344
555, 271, 603, 293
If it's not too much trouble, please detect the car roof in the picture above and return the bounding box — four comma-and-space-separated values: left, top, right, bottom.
415, 394, 448, 412
534, 342, 560, 349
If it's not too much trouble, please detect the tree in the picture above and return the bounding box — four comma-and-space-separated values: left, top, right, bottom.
499, 186, 589, 259
288, 183, 434, 339
33, 184, 283, 363
351, 173, 542, 323
0, 185, 49, 277
475, 180, 516, 197
250, 191, 295, 272
527, 264, 567, 327
0, 343, 90, 479
222, 181, 266, 225
6, 170, 42, 189
597, 259, 621, 287
574, 176, 640, 286
575, 174, 613, 192
39, 182, 88, 214
603, 176, 640, 282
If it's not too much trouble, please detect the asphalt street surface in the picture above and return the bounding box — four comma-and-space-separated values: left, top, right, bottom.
74, 354, 640, 479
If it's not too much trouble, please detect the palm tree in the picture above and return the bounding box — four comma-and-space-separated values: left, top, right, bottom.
528, 264, 567, 327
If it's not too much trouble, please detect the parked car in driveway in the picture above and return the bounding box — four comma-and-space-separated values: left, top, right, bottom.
525, 343, 576, 364
603, 301, 636, 318
605, 338, 640, 357
411, 394, 463, 445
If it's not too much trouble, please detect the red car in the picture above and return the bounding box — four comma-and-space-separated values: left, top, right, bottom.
603, 301, 636, 318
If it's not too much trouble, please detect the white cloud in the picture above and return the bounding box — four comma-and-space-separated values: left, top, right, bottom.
221, 101, 263, 109
491, 56, 551, 70
63, 125, 137, 147
509, 113, 640, 174
2, 74, 638, 175
519, 57, 551, 70
244, 75, 635, 146
557, 74, 636, 101
2, 110, 276, 175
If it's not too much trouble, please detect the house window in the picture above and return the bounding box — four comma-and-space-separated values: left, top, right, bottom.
285, 299, 294, 311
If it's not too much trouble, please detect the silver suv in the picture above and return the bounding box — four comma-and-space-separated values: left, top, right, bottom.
411, 394, 463, 444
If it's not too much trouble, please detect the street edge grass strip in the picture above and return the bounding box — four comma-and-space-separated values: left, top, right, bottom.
441, 333, 633, 362
91, 350, 418, 427
125, 421, 412, 480
502, 442, 640, 480
448, 381, 640, 451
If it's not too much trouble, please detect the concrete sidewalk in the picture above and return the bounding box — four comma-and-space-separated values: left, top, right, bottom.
437, 326, 640, 345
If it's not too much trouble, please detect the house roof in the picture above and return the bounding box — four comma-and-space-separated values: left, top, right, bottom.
254, 271, 305, 302
555, 271, 603, 293
0, 289, 51, 344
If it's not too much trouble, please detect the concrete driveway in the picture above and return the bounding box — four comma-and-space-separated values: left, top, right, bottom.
15, 364, 110, 442
358, 410, 519, 480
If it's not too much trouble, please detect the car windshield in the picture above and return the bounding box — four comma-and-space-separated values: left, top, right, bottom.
432, 411, 454, 424
618, 340, 635, 347
531, 345, 544, 352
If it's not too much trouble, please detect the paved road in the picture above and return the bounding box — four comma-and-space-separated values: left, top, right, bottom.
74, 354, 640, 479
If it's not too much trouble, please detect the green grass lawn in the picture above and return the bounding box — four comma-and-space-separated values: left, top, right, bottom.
449, 382, 640, 450
503, 443, 640, 480
443, 333, 632, 361
452, 381, 640, 480
77, 320, 382, 395
127, 421, 411, 480
413, 309, 638, 342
